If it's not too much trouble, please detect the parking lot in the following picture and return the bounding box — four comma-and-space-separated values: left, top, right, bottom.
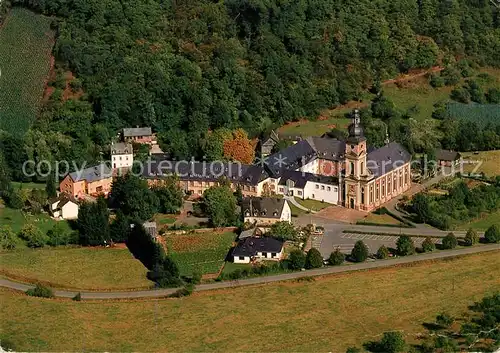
319, 230, 442, 256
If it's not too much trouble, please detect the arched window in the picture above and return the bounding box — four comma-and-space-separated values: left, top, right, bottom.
350, 162, 355, 175
361, 187, 365, 204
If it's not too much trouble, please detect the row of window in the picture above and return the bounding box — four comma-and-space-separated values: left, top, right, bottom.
366, 169, 409, 204
315, 184, 337, 192
112, 156, 130, 161
238, 252, 278, 260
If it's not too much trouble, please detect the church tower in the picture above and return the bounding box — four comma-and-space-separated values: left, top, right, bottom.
343, 110, 372, 209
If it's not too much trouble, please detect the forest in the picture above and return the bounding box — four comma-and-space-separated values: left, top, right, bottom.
0, 0, 500, 179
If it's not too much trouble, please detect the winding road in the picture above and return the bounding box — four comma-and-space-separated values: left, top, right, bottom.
2, 244, 498, 300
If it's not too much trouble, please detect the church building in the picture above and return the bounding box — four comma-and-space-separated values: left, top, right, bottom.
341, 110, 412, 211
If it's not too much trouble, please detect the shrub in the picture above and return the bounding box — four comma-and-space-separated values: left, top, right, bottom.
26, 284, 54, 298
350, 241, 368, 263
72, 292, 82, 301
436, 312, 454, 328
484, 224, 500, 243
376, 245, 389, 259
346, 348, 361, 353
305, 248, 323, 269
19, 223, 48, 248
191, 270, 202, 284
169, 284, 195, 298
429, 74, 444, 88
450, 87, 471, 103
464, 228, 479, 246
0, 225, 18, 250
328, 249, 345, 266
442, 232, 458, 249
421, 237, 435, 252
379, 331, 406, 353
396, 235, 415, 256
288, 249, 306, 270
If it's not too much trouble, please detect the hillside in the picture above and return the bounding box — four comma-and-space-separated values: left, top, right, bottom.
0, 0, 498, 166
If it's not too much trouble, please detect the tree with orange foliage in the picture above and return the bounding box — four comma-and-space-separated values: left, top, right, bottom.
222, 128, 256, 164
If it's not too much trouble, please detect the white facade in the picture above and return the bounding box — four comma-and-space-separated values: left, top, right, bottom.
303, 181, 339, 204
233, 250, 283, 264
277, 180, 339, 205
243, 200, 291, 225
298, 159, 318, 174
112, 153, 133, 169
50, 200, 79, 220
111, 143, 134, 169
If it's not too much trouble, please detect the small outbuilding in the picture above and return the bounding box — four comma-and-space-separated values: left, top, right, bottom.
435, 149, 461, 167
232, 236, 284, 264
49, 193, 79, 220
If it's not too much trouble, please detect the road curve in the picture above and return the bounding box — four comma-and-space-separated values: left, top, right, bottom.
2, 244, 498, 300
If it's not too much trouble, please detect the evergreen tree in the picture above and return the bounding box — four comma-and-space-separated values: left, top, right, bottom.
45, 171, 57, 199
351, 241, 369, 263
77, 197, 110, 246
305, 248, 323, 269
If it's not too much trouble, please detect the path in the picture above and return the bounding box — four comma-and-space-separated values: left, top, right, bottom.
285, 196, 317, 213
2, 244, 498, 300
382, 66, 444, 85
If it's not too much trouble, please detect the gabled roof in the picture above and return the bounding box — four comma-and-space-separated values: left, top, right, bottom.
435, 149, 461, 161
143, 159, 268, 186
367, 142, 411, 177
232, 236, 284, 257
278, 170, 339, 188
265, 140, 316, 177
306, 136, 345, 161
241, 197, 286, 219
49, 193, 78, 210
69, 163, 112, 183
123, 127, 152, 137
111, 142, 133, 155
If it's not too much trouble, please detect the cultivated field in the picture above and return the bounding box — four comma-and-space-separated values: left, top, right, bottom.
0, 8, 54, 135
461, 150, 500, 177
0, 247, 152, 290
1, 251, 498, 352
164, 231, 236, 276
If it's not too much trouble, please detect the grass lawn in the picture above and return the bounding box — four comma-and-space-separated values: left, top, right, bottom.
0, 8, 54, 136
461, 150, 500, 177
458, 210, 500, 231
164, 231, 236, 276
294, 197, 331, 212
359, 213, 402, 226
220, 262, 252, 276
0, 247, 153, 290
0, 207, 71, 235
11, 182, 46, 190
155, 214, 176, 225
1, 251, 499, 352
289, 201, 306, 216
383, 76, 454, 121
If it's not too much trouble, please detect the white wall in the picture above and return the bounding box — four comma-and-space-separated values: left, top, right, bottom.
112, 153, 133, 169
256, 251, 282, 260
280, 201, 291, 222
61, 202, 79, 220
233, 255, 251, 264
303, 181, 339, 204
298, 159, 318, 174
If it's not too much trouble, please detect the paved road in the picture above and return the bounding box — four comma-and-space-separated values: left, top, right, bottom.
2, 244, 498, 300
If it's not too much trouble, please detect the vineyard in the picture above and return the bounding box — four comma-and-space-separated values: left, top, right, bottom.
446, 102, 500, 127
0, 8, 54, 136
164, 231, 236, 276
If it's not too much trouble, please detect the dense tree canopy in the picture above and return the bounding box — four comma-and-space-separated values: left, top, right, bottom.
2, 0, 499, 166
